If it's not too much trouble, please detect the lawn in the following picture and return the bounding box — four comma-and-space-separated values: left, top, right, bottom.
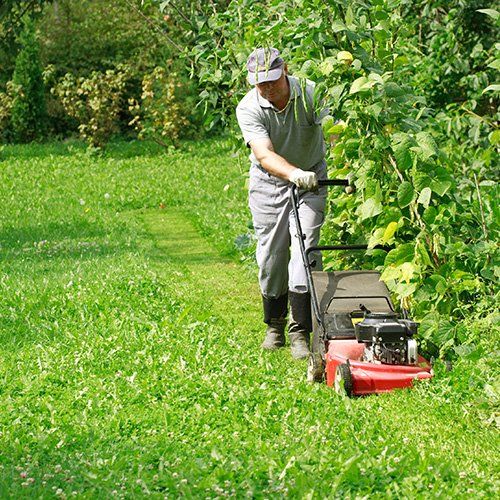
0, 138, 498, 498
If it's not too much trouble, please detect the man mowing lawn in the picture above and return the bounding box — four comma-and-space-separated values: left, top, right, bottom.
236, 47, 328, 359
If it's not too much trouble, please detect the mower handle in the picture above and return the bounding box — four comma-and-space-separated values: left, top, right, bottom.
289, 179, 387, 340
318, 179, 349, 187
290, 180, 349, 334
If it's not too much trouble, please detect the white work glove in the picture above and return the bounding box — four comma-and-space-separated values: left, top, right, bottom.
289, 169, 318, 191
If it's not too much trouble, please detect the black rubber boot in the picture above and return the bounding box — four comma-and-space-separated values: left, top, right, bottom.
261, 318, 287, 350
288, 291, 312, 360
261, 294, 288, 350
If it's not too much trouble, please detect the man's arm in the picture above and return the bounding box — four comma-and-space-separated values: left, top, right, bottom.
249, 137, 297, 181
250, 137, 318, 190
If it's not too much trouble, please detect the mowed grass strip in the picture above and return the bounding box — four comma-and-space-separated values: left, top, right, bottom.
143, 209, 260, 321
0, 139, 498, 498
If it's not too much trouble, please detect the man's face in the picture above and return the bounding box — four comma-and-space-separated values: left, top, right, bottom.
255, 66, 289, 103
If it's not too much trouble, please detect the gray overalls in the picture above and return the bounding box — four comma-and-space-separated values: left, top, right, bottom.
249, 162, 327, 298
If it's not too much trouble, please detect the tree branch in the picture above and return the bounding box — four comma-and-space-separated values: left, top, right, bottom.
473, 173, 488, 239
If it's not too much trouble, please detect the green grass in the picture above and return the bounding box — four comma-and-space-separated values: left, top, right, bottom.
0, 138, 498, 498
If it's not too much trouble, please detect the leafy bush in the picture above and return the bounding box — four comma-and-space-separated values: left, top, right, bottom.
52, 67, 130, 148
0, 1, 52, 87
400, 0, 499, 109
10, 18, 47, 142
0, 81, 21, 141
128, 67, 190, 147
41, 64, 79, 137
1, 0, 179, 139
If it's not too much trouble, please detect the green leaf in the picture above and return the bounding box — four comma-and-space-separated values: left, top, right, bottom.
397, 181, 415, 208
477, 8, 499, 20
368, 72, 384, 84
422, 206, 437, 224
430, 168, 453, 196
400, 262, 417, 283
454, 344, 480, 359
391, 134, 414, 171
487, 59, 500, 70
384, 82, 405, 98
435, 319, 455, 344
368, 227, 385, 249
385, 243, 415, 266
393, 282, 417, 299
374, 10, 389, 21
352, 59, 362, 71
349, 77, 368, 94
415, 132, 438, 160
376, 206, 403, 225
417, 187, 432, 208
417, 187, 432, 207
429, 274, 448, 294
327, 123, 346, 134
483, 84, 500, 93
328, 83, 346, 102
489, 129, 500, 145
356, 197, 383, 220
430, 180, 451, 197
367, 102, 383, 119
319, 58, 336, 76
413, 171, 432, 191
416, 241, 433, 267
345, 5, 354, 26
393, 55, 409, 69
321, 115, 334, 135
382, 221, 398, 243
419, 313, 439, 339
331, 21, 347, 32
380, 265, 401, 282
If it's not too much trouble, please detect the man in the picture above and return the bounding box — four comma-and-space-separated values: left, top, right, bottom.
236, 47, 328, 359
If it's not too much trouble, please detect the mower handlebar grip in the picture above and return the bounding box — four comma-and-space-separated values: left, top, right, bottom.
318, 179, 349, 187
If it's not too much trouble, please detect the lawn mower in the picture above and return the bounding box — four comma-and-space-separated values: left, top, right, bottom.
291, 180, 433, 397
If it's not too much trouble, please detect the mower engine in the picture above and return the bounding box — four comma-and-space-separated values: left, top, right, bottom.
354, 310, 419, 365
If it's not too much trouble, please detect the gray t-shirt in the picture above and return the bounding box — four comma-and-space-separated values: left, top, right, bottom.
236, 75, 326, 171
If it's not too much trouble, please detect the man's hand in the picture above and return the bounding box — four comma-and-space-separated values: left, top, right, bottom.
289, 169, 318, 191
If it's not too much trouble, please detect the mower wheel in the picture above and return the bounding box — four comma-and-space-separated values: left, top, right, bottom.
307, 352, 325, 383
334, 363, 353, 397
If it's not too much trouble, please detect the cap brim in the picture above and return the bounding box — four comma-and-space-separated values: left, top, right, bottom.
247, 67, 283, 85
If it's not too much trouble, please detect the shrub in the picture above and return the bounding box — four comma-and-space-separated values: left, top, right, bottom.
52, 67, 130, 148
128, 67, 190, 147
0, 81, 22, 142
10, 18, 47, 142
42, 64, 78, 137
